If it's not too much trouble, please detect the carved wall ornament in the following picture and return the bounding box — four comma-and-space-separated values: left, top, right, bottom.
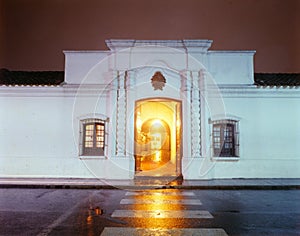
151, 71, 166, 90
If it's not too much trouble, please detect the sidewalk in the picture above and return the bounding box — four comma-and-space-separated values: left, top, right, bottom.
0, 177, 299, 190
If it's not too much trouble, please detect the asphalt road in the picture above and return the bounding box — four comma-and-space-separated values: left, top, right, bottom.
0, 188, 299, 235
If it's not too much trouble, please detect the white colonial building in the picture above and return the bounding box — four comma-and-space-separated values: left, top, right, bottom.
0, 39, 299, 180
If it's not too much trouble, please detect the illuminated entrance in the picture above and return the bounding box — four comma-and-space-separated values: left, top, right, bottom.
134, 99, 182, 177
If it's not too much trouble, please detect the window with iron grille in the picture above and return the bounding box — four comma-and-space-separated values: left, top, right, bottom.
212, 119, 239, 157
81, 119, 106, 156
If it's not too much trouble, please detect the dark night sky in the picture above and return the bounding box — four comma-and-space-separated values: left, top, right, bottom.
0, 0, 299, 72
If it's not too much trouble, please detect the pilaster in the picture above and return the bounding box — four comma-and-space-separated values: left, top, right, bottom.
115, 71, 127, 156
180, 70, 192, 159
190, 71, 202, 158
125, 70, 136, 157
199, 69, 206, 157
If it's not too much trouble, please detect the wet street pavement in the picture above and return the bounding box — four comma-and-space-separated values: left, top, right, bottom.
0, 188, 299, 235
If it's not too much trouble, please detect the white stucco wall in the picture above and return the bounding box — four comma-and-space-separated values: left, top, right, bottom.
64, 51, 108, 84
182, 87, 300, 179
0, 86, 136, 179
1, 40, 299, 180
0, 91, 88, 177
218, 89, 300, 178
1, 86, 299, 179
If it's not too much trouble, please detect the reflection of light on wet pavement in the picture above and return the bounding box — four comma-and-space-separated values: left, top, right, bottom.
125, 191, 195, 196
111, 209, 213, 218
120, 198, 202, 205
101, 189, 228, 235
101, 227, 228, 235
86, 210, 93, 225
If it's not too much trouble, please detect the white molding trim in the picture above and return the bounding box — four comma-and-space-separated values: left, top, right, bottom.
209, 114, 241, 123
77, 113, 109, 121
105, 39, 213, 52
208, 85, 300, 98
211, 157, 240, 162
208, 50, 256, 55
79, 155, 106, 159
0, 84, 110, 97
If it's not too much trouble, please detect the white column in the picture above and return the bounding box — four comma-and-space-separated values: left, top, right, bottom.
199, 69, 206, 157
108, 70, 118, 157
190, 71, 202, 158
115, 71, 127, 157
180, 70, 192, 159
125, 70, 136, 158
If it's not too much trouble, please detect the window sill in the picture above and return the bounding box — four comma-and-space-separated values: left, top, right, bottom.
79, 156, 106, 160
211, 157, 240, 161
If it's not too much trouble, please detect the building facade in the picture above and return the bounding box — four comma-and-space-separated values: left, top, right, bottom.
1, 39, 299, 180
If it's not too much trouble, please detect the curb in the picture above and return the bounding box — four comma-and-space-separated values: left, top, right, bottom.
1, 183, 299, 190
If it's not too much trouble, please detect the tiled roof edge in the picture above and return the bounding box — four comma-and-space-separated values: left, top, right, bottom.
0, 68, 64, 86
254, 73, 300, 87
1, 69, 300, 87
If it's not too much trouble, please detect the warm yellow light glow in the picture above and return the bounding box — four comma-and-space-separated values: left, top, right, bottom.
152, 119, 162, 126
151, 133, 161, 149
136, 115, 142, 132
154, 210, 164, 218
86, 212, 93, 225
155, 150, 161, 162
134, 100, 181, 173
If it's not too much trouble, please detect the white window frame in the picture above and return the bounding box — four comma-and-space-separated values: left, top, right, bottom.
209, 118, 240, 161
79, 117, 109, 159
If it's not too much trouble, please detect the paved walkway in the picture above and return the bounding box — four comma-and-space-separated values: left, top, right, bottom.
0, 177, 299, 190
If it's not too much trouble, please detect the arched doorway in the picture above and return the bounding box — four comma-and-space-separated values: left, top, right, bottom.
134, 99, 182, 177
138, 119, 170, 171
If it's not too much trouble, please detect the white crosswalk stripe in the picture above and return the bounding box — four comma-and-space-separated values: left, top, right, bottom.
100, 190, 228, 236
111, 209, 213, 218
101, 227, 228, 236
120, 198, 202, 205
125, 191, 195, 196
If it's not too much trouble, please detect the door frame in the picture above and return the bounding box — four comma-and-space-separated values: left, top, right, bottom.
134, 98, 182, 177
